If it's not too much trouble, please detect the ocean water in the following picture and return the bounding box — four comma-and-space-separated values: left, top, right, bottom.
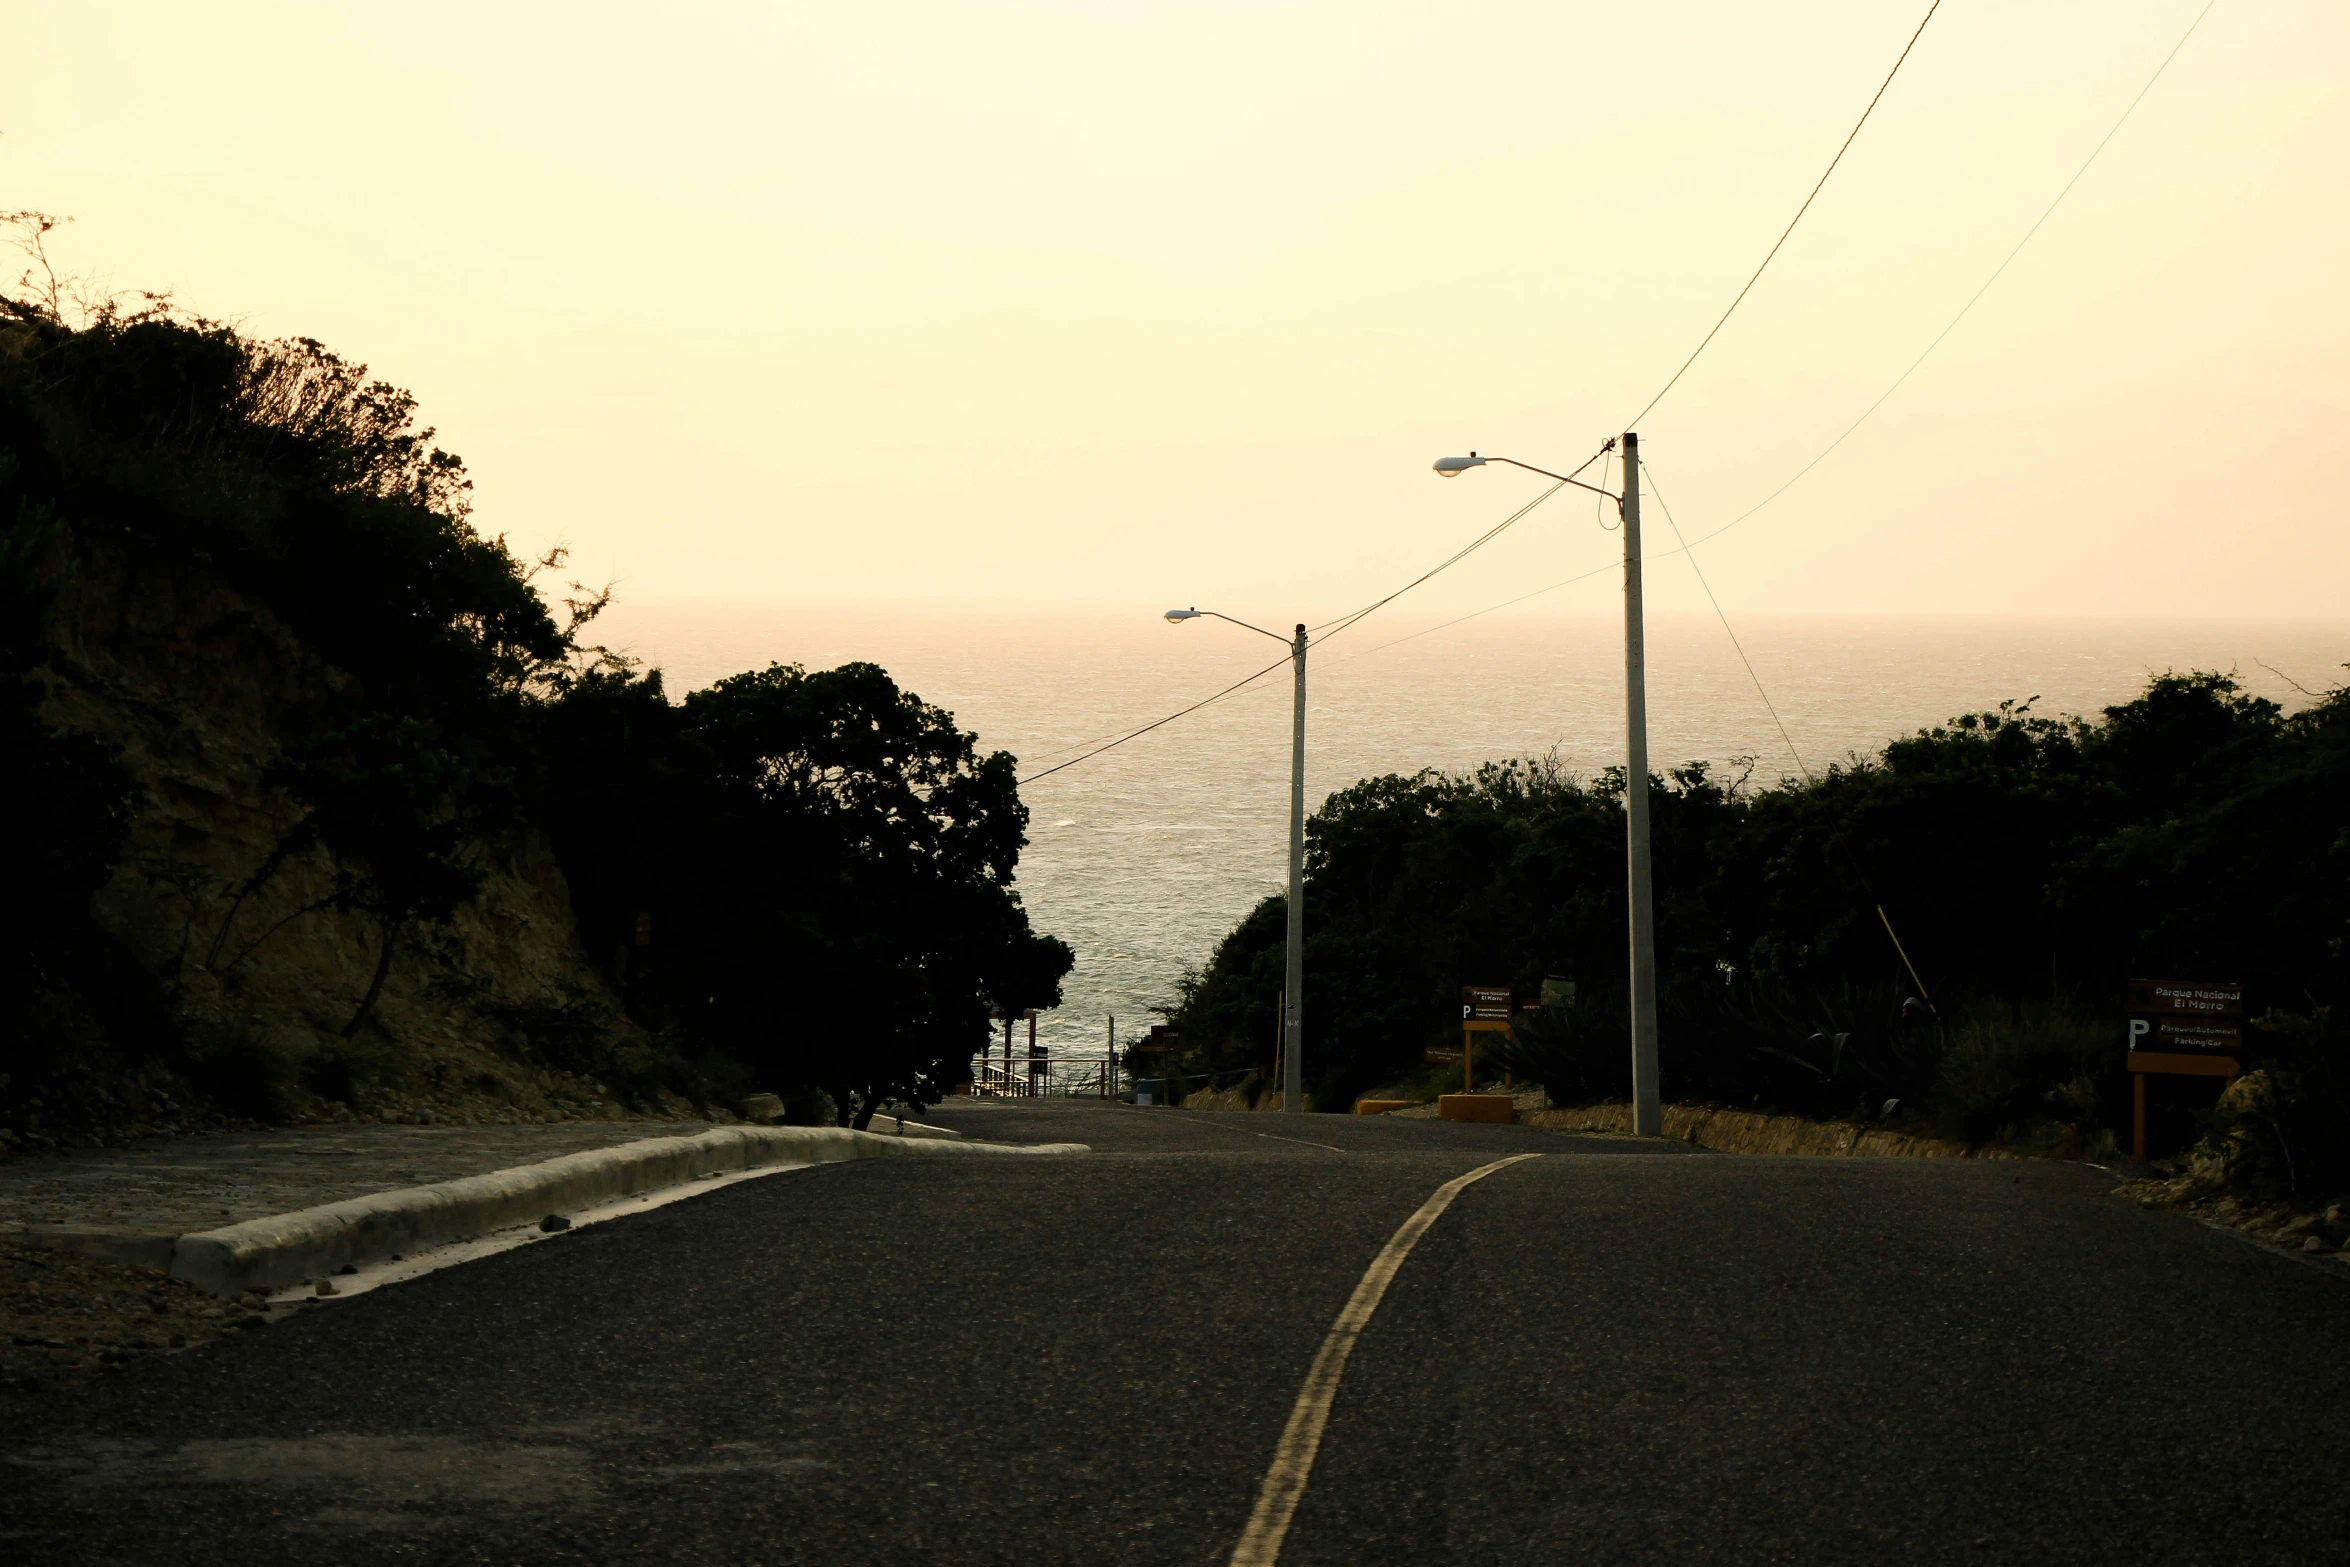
595, 600, 2350, 1057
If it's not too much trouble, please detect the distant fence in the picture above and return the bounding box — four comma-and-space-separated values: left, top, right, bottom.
970, 1056, 1117, 1098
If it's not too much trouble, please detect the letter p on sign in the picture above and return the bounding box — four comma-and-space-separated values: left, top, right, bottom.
2129, 1018, 2151, 1049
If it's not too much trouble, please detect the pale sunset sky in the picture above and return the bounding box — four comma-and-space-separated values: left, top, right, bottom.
9, 1, 2344, 624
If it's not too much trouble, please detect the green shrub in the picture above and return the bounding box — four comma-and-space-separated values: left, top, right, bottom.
1929, 1003, 2117, 1146
1499, 981, 1946, 1120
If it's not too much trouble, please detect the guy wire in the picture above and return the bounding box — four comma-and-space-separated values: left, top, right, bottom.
1646, 456, 1938, 1016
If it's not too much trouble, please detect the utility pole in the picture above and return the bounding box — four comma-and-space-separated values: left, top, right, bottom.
1621, 432, 1662, 1136
1283, 623, 1308, 1114
1429, 439, 1661, 1134
1165, 606, 1311, 1113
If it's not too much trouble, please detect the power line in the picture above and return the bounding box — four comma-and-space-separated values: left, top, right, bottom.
1333, 557, 1621, 665
1625, 0, 1944, 432
1017, 477, 1577, 785
1673, 0, 2220, 555
1354, 0, 2220, 662
1009, 0, 1947, 791
1308, 0, 1949, 671
1018, 650, 1294, 785
1312, 480, 1569, 642
1016, 0, 2215, 793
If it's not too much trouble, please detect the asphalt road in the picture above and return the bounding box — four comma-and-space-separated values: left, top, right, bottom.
3, 1103, 2346, 1564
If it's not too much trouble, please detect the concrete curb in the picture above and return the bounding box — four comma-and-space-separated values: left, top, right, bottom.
166, 1125, 1083, 1296
862, 1115, 964, 1140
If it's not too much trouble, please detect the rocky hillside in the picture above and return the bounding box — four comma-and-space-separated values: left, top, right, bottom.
29, 536, 688, 1145
0, 313, 709, 1152
4, 305, 1066, 1147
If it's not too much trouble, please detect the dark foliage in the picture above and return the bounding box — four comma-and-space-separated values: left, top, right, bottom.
538, 662, 1071, 1127
0, 483, 134, 946
1497, 982, 1945, 1119
0, 469, 141, 1111
1171, 676, 2350, 1177
1, 311, 575, 1049
268, 712, 510, 1035
2, 306, 1070, 1132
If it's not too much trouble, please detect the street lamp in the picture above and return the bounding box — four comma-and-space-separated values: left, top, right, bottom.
1166, 607, 1309, 1114
1429, 433, 1661, 1138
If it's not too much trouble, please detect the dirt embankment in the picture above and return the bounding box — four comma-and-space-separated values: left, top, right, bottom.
0, 1237, 253, 1400
13, 541, 683, 1152
1524, 1101, 1988, 1159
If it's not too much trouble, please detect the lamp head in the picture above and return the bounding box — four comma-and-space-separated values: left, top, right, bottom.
1164, 608, 1201, 622
1432, 453, 1486, 477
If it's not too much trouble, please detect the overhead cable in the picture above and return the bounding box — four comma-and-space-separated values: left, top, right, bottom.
1312, 480, 1568, 642
1017, 480, 1574, 784
1672, 0, 2221, 555
1353, 0, 2220, 663
1624, 0, 1944, 432
1017, 651, 1295, 785
1333, 557, 1621, 665
1015, 0, 2215, 790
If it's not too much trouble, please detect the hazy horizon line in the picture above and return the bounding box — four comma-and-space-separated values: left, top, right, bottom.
594, 593, 2350, 630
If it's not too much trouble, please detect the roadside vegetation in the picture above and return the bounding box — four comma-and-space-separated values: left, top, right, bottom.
0, 215, 1068, 1144
1169, 674, 2349, 1206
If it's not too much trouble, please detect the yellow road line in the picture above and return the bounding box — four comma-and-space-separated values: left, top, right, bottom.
1227, 1153, 1543, 1566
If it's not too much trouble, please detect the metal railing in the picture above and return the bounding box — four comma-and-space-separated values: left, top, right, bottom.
969, 1056, 1119, 1098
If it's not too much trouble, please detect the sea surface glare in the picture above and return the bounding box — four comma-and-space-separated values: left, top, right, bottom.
599, 602, 2350, 1060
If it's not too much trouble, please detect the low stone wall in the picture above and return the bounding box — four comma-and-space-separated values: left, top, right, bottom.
1178, 1086, 1285, 1113
1529, 1102, 1990, 1160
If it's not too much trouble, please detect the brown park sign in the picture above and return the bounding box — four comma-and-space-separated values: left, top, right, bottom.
2125, 979, 2242, 1018
2137, 1017, 2242, 1053
2126, 978, 2242, 1058
2124, 978, 2247, 1158
1461, 986, 1512, 1022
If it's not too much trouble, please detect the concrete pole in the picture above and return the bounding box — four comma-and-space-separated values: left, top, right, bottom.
1621, 432, 1662, 1136
1283, 623, 1308, 1113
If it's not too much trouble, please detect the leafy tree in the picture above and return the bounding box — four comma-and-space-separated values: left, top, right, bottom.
2, 274, 1079, 1133
269, 712, 507, 1035
1173, 674, 2350, 1160
545, 662, 1070, 1127
0, 305, 601, 1035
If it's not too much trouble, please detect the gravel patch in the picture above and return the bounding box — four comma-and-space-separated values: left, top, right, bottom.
0, 1236, 257, 1398
0, 1120, 716, 1236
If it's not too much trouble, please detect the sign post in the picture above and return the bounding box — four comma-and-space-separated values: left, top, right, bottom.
2124, 979, 2242, 1160
1460, 986, 1512, 1093
1429, 985, 1520, 1124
